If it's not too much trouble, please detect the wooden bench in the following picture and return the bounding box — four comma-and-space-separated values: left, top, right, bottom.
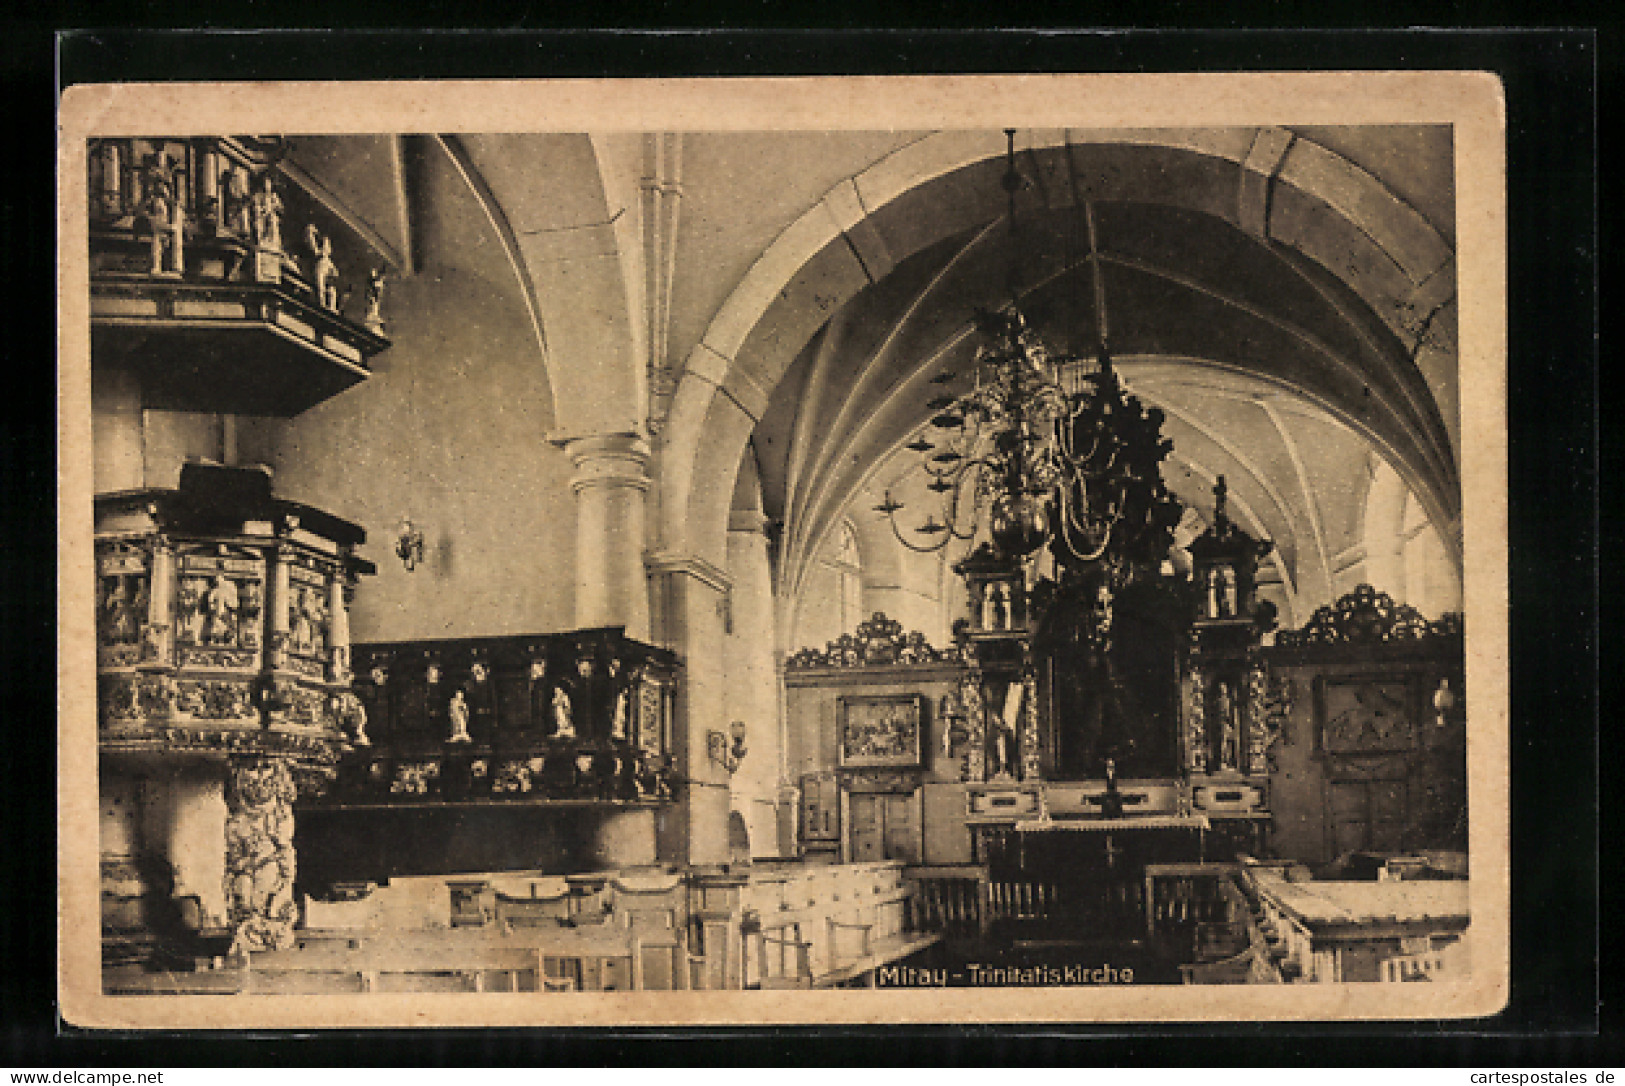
246, 925, 643, 993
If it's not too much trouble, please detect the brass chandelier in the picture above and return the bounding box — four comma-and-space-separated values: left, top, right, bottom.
876, 131, 1182, 578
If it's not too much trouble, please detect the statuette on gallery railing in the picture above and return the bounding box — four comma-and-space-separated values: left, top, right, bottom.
251, 174, 285, 252
550, 685, 575, 739
448, 689, 472, 744
141, 153, 186, 276
364, 267, 386, 333
305, 224, 340, 311
330, 690, 368, 747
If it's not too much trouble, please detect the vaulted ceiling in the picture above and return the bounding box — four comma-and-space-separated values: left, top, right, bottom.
747, 141, 1458, 624
277, 126, 1460, 627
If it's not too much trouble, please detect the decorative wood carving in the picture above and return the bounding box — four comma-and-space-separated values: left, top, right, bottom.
224, 757, 298, 954
1254, 668, 1296, 769
321, 628, 679, 807
1276, 584, 1461, 647
1183, 669, 1207, 775
960, 668, 986, 783
1244, 663, 1272, 774
839, 769, 920, 794
1019, 671, 1041, 781
96, 542, 150, 667
786, 612, 963, 669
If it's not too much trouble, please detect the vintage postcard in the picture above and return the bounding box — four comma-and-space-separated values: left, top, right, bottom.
58, 72, 1508, 1028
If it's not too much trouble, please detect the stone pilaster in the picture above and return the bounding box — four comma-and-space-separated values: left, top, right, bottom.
560, 432, 652, 642
142, 535, 176, 668
725, 509, 781, 857
646, 551, 733, 867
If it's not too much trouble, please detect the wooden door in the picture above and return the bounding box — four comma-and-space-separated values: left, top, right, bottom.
1328, 778, 1410, 855
849, 794, 885, 863
848, 792, 922, 864
1328, 780, 1370, 855
1368, 779, 1409, 851
883, 793, 922, 864
800, 772, 840, 844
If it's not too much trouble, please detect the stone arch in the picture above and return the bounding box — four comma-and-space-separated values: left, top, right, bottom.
660, 128, 1459, 581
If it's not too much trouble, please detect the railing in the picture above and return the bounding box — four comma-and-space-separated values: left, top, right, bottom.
905, 866, 1152, 943
311, 630, 680, 807
1143, 863, 1241, 938
1141, 865, 1285, 985
905, 865, 988, 939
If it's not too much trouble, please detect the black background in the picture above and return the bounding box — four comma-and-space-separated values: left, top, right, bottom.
4, 22, 1606, 1066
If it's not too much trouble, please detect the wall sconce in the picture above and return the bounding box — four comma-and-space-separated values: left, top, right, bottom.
396, 517, 425, 571
1432, 677, 1459, 728
708, 720, 748, 774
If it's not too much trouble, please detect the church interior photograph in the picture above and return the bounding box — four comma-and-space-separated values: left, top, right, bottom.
83, 123, 1471, 996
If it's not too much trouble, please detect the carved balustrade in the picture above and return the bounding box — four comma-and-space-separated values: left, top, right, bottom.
88, 136, 390, 417
314, 628, 681, 809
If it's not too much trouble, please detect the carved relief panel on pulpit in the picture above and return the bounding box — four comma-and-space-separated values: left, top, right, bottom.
96, 542, 152, 669
173, 544, 265, 672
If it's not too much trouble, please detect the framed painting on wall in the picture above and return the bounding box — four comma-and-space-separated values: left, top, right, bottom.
837, 693, 925, 768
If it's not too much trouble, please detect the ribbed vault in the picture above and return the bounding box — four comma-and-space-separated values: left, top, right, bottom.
750, 191, 1459, 625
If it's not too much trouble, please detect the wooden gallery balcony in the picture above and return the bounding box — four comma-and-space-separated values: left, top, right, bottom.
88, 136, 391, 417
310, 630, 682, 810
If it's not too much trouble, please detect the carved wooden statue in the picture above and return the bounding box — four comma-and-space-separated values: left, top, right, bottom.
200, 574, 239, 646
252, 176, 284, 252
550, 685, 575, 739
223, 163, 253, 237
447, 689, 471, 744
364, 267, 386, 330
607, 659, 632, 741
305, 225, 339, 310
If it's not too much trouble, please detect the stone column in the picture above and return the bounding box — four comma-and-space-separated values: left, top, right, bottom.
647, 552, 733, 867
144, 535, 176, 668
725, 510, 782, 858
223, 757, 299, 954
196, 144, 219, 232
328, 568, 352, 683
160, 769, 229, 929
559, 432, 652, 642
266, 543, 293, 672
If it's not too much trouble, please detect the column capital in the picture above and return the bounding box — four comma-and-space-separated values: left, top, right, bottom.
552, 431, 652, 494
645, 550, 732, 595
